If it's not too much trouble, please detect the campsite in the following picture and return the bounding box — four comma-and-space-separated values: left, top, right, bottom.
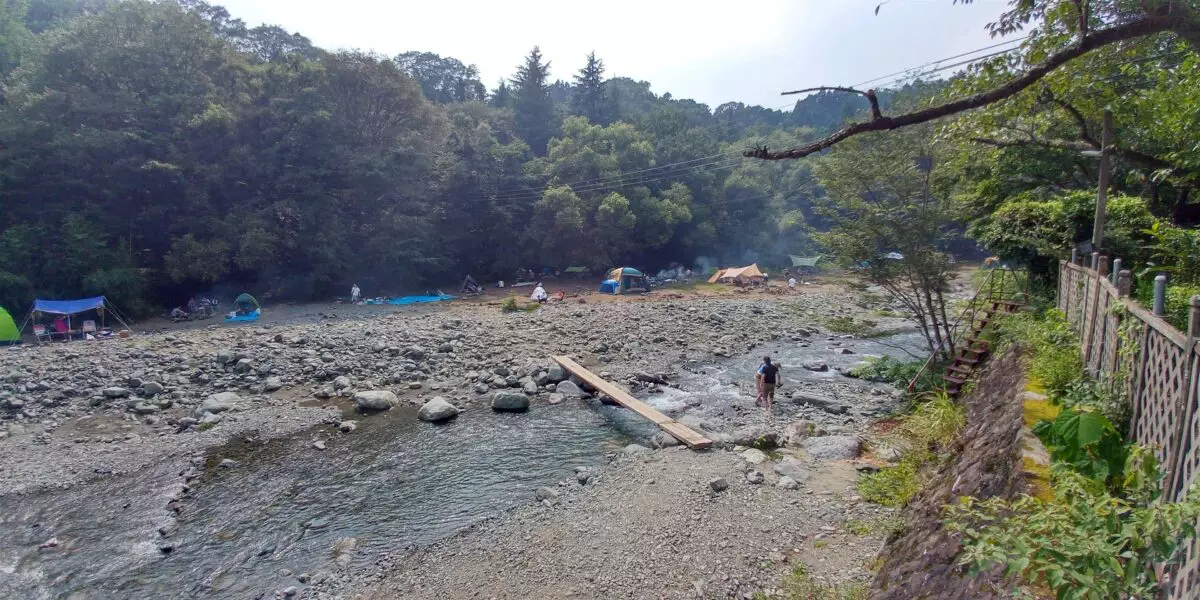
5, 1, 1200, 599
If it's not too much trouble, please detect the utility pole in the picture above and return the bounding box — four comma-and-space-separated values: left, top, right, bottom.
1092, 109, 1113, 251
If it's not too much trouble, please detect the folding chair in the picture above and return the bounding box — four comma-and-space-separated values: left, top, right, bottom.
82, 320, 97, 338
32, 324, 51, 343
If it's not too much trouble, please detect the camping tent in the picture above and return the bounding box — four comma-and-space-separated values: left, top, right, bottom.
234, 293, 260, 310
0, 307, 19, 345
600, 267, 649, 294
707, 264, 766, 284
21, 296, 134, 341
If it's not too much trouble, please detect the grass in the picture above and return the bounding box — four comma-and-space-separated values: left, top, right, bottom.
776, 564, 870, 600
858, 392, 966, 508
871, 308, 904, 318
857, 460, 920, 508
843, 515, 905, 537
197, 421, 215, 431
843, 519, 871, 536
825, 316, 878, 336
500, 296, 540, 313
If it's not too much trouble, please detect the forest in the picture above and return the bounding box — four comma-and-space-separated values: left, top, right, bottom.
0, 0, 1197, 316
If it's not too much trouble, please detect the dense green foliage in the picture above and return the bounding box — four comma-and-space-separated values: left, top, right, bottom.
0, 0, 895, 313
992, 309, 1084, 397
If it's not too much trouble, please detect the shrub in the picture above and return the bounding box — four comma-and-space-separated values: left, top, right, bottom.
946, 450, 1200, 600
776, 563, 869, 600
900, 391, 966, 450
847, 355, 939, 392
500, 295, 539, 313
825, 315, 877, 336
857, 460, 921, 508
992, 309, 1083, 396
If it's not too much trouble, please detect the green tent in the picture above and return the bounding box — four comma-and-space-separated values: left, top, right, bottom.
234, 293, 261, 310
0, 307, 19, 345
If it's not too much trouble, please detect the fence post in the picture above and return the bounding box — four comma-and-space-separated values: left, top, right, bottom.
1098, 255, 1110, 278
1091, 252, 1100, 270
1154, 275, 1168, 317
1111, 258, 1122, 283
1117, 270, 1132, 297
1071, 248, 1078, 264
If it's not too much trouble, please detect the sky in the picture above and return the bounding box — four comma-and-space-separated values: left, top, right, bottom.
214, 0, 1013, 110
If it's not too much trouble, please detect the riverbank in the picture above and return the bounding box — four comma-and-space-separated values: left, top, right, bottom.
0, 281, 948, 599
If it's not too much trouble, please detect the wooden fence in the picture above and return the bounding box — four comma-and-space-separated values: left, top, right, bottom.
1057, 257, 1200, 599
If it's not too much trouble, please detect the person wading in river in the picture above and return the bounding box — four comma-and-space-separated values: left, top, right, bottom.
755, 356, 781, 412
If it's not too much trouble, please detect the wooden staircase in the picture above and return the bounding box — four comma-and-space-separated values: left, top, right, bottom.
942, 299, 1025, 398
908, 268, 1028, 397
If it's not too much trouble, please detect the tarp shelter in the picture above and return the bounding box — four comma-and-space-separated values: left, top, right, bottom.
601, 267, 649, 294
707, 264, 765, 284
789, 255, 823, 268
0, 307, 19, 345
21, 296, 133, 340
564, 266, 590, 278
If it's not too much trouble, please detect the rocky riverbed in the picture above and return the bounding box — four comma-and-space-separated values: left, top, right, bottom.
0, 287, 925, 599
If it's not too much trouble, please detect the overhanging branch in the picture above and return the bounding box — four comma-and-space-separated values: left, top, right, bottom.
745, 14, 1182, 160
782, 87, 883, 120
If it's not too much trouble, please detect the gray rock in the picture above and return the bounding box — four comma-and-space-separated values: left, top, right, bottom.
777, 476, 801, 490
708, 477, 729, 492
650, 432, 681, 449
404, 345, 427, 360
547, 393, 566, 405
216, 349, 236, 364
783, 420, 825, 446
801, 360, 829, 372
102, 387, 130, 399
353, 390, 397, 412
474, 382, 490, 394
491, 391, 530, 412
773, 457, 811, 483
437, 343, 454, 353
219, 458, 239, 469
233, 358, 253, 373
198, 412, 223, 426
833, 348, 854, 355
621, 443, 652, 457
264, 377, 283, 392
533, 371, 550, 386
803, 435, 862, 460
141, 381, 165, 396
576, 471, 591, 485
332, 375, 351, 390
313, 440, 327, 450
131, 401, 160, 415
338, 420, 358, 433
745, 470, 765, 485
490, 375, 507, 388
521, 379, 538, 395
555, 380, 587, 399
417, 397, 460, 422
547, 364, 568, 382
740, 448, 769, 465
793, 392, 850, 415
534, 487, 559, 502
194, 392, 244, 416
731, 426, 778, 449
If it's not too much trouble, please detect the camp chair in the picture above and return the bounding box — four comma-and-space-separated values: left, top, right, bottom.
33, 324, 51, 343
82, 320, 97, 335
52, 318, 73, 341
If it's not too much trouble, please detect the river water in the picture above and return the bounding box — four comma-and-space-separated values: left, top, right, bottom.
0, 325, 927, 600
0, 403, 652, 600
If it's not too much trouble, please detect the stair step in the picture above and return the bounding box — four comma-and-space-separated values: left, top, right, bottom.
947, 364, 973, 375
965, 337, 989, 346
944, 375, 966, 386
955, 356, 981, 365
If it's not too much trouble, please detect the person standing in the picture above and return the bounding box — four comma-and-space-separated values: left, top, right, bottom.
351, 283, 361, 303
755, 356, 782, 412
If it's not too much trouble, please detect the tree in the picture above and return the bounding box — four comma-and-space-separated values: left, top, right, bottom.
813, 124, 958, 358
571, 51, 608, 124
0, 0, 31, 75
490, 80, 513, 109
747, 0, 1200, 161
511, 46, 558, 154
396, 51, 486, 103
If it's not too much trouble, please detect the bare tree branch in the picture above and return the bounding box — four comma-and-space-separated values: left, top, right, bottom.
782, 87, 883, 120
744, 14, 1183, 161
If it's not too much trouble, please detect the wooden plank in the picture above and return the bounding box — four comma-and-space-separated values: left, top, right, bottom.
551, 355, 712, 450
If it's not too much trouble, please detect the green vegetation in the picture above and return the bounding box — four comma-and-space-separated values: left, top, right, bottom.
846, 356, 940, 394
946, 309, 1200, 600
773, 564, 869, 600
500, 296, 539, 313
859, 392, 965, 508
824, 316, 877, 336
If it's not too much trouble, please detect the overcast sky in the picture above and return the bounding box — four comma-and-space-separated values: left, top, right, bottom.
214, 0, 1012, 110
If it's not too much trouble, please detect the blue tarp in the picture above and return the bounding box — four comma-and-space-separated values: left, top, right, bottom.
33, 297, 106, 315
225, 309, 261, 323
384, 294, 455, 306
598, 280, 618, 294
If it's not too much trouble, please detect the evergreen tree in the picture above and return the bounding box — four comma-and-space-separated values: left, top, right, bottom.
510, 46, 557, 155
571, 51, 607, 124
490, 79, 512, 109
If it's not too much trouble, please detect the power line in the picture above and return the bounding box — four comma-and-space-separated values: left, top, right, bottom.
850, 36, 1027, 89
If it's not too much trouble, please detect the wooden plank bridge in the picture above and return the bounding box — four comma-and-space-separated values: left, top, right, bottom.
551, 355, 712, 450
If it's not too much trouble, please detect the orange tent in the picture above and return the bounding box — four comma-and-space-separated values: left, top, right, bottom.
707, 263, 765, 284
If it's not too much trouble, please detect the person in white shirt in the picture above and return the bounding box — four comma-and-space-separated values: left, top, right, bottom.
788, 277, 797, 291
530, 283, 548, 303
351, 284, 361, 303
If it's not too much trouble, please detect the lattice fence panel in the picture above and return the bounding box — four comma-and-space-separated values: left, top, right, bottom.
1169, 350, 1200, 600
1086, 290, 1115, 375
1130, 329, 1188, 464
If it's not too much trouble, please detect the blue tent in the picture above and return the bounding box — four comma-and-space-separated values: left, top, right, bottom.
598, 280, 618, 294
33, 297, 106, 314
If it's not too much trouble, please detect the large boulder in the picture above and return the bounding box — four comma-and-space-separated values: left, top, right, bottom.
102, 387, 130, 399
555, 380, 587, 399
801, 360, 829, 372
731, 425, 779, 449
773, 457, 811, 483
803, 435, 862, 460
783, 419, 825, 447
194, 392, 245, 416
491, 391, 530, 412
792, 392, 850, 415
354, 390, 397, 412
417, 397, 460, 422
547, 364, 568, 382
